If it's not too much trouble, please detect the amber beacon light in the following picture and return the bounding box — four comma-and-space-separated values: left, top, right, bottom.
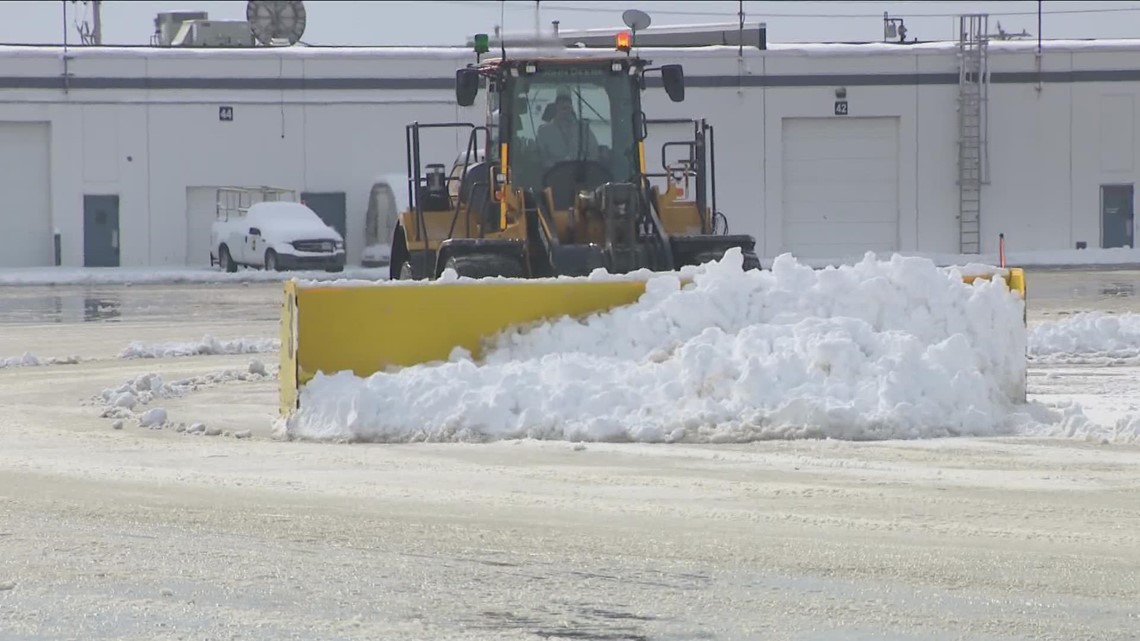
616, 31, 632, 52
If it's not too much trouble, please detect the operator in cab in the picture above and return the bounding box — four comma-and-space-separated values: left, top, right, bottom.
536, 86, 600, 164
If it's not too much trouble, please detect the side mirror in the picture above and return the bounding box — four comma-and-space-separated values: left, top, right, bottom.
249, 227, 261, 236
456, 68, 480, 107
661, 64, 685, 102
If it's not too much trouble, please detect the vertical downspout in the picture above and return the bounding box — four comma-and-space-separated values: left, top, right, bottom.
737, 0, 744, 91
1035, 0, 1042, 93
61, 0, 70, 94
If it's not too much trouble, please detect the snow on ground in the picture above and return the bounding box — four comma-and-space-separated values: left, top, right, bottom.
93, 360, 274, 433
283, 250, 1040, 444
0, 352, 81, 368
0, 265, 389, 286
118, 335, 280, 359
1, 336, 279, 367
1029, 312, 1140, 363
779, 246, 1140, 270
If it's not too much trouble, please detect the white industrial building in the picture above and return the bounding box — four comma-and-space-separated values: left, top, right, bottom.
2, 20, 1139, 268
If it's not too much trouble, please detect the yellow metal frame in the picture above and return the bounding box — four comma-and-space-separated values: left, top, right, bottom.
280, 267, 1028, 416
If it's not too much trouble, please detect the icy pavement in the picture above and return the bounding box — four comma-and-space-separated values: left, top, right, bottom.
0, 261, 1138, 640
0, 265, 390, 287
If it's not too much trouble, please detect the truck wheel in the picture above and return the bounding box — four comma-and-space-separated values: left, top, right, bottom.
265, 249, 279, 272
219, 245, 237, 273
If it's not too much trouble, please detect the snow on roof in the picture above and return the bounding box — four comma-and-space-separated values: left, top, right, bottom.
764, 38, 1140, 56
4, 38, 1140, 60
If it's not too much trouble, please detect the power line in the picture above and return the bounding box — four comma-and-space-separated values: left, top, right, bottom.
434, 0, 1140, 20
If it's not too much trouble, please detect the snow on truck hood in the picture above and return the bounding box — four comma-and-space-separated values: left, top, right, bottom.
283, 250, 1045, 444
248, 202, 342, 241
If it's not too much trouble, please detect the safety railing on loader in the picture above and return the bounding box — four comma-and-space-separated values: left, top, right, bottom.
404, 122, 489, 275
642, 118, 728, 235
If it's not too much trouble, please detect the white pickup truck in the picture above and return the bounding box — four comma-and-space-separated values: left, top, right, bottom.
210, 189, 345, 272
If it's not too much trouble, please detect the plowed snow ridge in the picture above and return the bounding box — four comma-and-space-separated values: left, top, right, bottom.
285, 251, 1044, 443
1029, 312, 1140, 362
118, 335, 280, 359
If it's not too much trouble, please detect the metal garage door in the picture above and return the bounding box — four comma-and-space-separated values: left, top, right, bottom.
0, 122, 52, 267
781, 117, 900, 259
185, 186, 220, 266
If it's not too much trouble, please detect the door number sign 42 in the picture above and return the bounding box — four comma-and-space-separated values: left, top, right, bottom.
834, 100, 849, 116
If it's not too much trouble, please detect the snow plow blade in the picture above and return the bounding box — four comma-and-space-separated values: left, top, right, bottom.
278, 277, 652, 414
278, 267, 1027, 415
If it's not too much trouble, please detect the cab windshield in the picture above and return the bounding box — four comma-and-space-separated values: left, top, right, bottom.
504, 65, 639, 195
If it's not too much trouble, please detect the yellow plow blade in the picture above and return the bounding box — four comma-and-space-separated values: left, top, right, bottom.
279, 267, 1027, 416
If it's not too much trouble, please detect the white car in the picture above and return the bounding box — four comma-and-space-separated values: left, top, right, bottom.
211, 201, 345, 273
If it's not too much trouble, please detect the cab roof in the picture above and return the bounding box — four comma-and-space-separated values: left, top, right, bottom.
477, 54, 645, 69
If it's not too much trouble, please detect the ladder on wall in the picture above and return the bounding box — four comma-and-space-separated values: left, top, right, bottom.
957, 14, 990, 254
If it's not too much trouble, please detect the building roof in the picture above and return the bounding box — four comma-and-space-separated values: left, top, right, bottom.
3, 38, 1140, 60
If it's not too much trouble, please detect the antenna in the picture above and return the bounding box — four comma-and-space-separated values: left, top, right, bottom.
500, 0, 507, 59
246, 0, 307, 46
622, 8, 651, 49
533, 1, 541, 44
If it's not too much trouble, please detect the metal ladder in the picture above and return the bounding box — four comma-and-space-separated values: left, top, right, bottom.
957, 14, 990, 254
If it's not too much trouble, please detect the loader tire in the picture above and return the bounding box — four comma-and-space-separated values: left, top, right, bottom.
444, 254, 525, 279
692, 249, 762, 271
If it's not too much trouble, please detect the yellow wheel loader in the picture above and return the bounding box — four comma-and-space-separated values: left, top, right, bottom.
277, 38, 1029, 418
388, 49, 761, 281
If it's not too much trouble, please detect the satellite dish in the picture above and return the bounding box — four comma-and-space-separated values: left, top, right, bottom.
246, 0, 307, 46
622, 9, 652, 32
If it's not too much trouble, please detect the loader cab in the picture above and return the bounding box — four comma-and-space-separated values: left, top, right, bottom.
456, 53, 686, 210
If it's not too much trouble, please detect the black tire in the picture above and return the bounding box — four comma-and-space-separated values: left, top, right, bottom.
264, 249, 280, 272
443, 254, 525, 279
219, 245, 237, 273
692, 249, 762, 271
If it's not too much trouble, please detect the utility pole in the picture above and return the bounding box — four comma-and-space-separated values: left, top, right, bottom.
92, 0, 102, 45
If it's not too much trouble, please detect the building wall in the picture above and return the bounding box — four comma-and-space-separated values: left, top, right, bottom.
2, 42, 1140, 268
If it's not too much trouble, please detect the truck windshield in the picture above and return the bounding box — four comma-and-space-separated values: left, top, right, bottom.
506, 66, 638, 195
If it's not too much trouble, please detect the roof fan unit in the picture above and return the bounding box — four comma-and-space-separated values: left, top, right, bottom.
246, 0, 307, 46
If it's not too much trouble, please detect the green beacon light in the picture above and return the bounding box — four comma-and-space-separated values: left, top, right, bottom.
473, 33, 490, 55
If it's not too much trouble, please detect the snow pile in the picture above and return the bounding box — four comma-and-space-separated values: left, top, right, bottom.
0, 353, 81, 369
119, 335, 280, 359
1029, 312, 1140, 363
1027, 401, 1140, 445
282, 250, 1032, 444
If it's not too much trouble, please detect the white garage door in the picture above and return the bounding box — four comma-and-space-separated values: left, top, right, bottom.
781, 117, 900, 259
186, 186, 222, 266
0, 122, 52, 267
